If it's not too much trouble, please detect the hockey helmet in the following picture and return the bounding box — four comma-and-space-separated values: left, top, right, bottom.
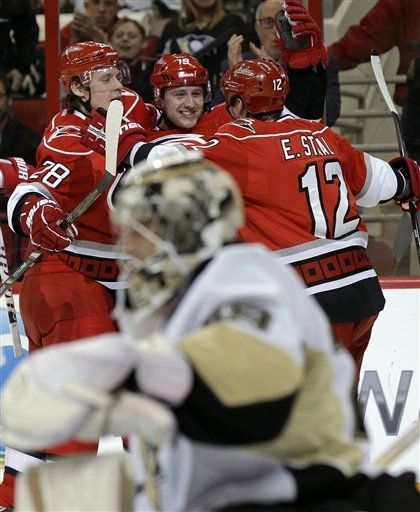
221, 58, 289, 116
60, 41, 130, 93
112, 150, 244, 337
150, 53, 211, 105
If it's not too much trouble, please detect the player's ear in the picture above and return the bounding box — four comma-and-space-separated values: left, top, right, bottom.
70, 79, 89, 102
230, 96, 246, 119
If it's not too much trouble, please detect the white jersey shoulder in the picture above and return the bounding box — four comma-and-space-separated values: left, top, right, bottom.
164, 243, 334, 357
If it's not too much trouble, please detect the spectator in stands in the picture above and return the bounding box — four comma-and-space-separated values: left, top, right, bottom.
33, 0, 78, 13
0, 69, 40, 165
60, 0, 120, 50
0, 0, 39, 93
156, 0, 245, 92
110, 17, 154, 103
329, 0, 420, 272
329, 0, 419, 161
212, 0, 341, 127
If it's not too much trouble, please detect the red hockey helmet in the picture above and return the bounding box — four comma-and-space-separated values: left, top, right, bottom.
150, 53, 211, 104
60, 41, 129, 93
221, 58, 290, 116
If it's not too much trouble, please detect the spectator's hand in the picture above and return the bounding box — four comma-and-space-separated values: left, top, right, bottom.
275, 0, 329, 69
21, 196, 77, 253
390, 156, 420, 211
249, 42, 270, 59
7, 69, 23, 93
227, 34, 244, 68
80, 109, 147, 165
72, 12, 108, 43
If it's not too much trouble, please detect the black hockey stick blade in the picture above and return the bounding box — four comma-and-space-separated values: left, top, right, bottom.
0, 100, 124, 298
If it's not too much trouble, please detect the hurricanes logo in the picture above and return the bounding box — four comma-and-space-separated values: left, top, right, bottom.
232, 119, 256, 133
48, 125, 81, 141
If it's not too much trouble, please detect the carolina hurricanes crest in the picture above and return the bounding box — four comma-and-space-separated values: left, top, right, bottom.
232, 119, 256, 133
48, 125, 81, 142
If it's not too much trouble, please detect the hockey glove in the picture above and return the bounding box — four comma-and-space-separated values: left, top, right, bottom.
21, 195, 78, 253
275, 0, 329, 69
1, 335, 177, 450
0, 157, 33, 194
80, 109, 147, 166
390, 156, 420, 211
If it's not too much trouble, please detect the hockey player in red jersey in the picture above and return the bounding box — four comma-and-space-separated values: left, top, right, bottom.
0, 41, 154, 509
147, 53, 231, 144
81, 53, 233, 165
80, 0, 332, 165
193, 58, 420, 376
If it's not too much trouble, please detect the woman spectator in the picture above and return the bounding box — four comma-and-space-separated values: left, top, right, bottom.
110, 17, 154, 103
156, 0, 245, 92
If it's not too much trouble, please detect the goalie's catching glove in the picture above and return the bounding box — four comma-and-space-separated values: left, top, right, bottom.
1, 334, 187, 450
21, 195, 78, 253
275, 0, 329, 69
80, 109, 147, 166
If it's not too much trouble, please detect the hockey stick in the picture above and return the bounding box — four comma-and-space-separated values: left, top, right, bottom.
66, 380, 172, 511
65, 381, 175, 448
373, 416, 420, 468
370, 51, 420, 266
0, 99, 124, 298
0, 226, 22, 357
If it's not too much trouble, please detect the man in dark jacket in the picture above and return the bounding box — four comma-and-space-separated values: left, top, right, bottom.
0, 0, 39, 93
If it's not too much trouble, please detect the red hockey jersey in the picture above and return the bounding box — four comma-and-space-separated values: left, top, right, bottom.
146, 103, 231, 145
8, 88, 154, 287
195, 114, 398, 322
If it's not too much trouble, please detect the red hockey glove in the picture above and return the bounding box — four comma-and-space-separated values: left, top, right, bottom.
21, 195, 78, 253
0, 157, 33, 195
389, 156, 420, 211
275, 0, 329, 69
80, 109, 147, 166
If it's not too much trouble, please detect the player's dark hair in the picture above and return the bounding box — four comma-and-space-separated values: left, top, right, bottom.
61, 77, 90, 112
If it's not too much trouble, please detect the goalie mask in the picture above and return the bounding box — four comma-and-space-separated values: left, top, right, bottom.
112, 150, 244, 338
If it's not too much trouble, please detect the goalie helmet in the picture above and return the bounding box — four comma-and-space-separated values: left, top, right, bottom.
221, 58, 289, 116
112, 150, 244, 338
150, 53, 211, 105
60, 41, 130, 93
